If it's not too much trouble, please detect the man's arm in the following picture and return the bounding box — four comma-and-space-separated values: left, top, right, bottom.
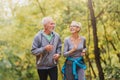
53, 37, 62, 60
31, 35, 45, 56
56, 37, 62, 54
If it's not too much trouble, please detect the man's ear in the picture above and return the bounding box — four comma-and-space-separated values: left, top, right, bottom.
44, 24, 47, 29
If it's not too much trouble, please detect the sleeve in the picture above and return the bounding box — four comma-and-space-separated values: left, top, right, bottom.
63, 38, 70, 57
56, 37, 62, 55
31, 35, 46, 56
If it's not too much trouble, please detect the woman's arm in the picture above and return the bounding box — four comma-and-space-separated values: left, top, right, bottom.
63, 38, 76, 57
81, 38, 87, 56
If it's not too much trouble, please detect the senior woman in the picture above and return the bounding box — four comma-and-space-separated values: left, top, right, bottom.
62, 21, 87, 80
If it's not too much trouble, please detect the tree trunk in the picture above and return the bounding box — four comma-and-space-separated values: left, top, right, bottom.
88, 0, 104, 80
87, 14, 96, 79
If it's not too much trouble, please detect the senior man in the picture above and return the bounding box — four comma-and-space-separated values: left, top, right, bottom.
31, 16, 62, 80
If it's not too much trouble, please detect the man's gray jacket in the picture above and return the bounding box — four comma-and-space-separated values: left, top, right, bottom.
31, 30, 62, 69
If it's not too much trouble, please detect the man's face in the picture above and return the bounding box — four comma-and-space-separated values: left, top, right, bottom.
44, 20, 56, 32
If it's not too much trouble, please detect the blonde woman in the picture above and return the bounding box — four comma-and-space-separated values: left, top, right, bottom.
62, 21, 87, 80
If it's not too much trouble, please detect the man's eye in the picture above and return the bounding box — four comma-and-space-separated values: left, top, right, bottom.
51, 23, 55, 25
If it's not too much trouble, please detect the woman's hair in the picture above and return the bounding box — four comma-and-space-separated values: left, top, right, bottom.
70, 21, 82, 29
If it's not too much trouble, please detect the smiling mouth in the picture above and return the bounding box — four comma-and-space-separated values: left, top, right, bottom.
70, 29, 75, 31
49, 28, 54, 31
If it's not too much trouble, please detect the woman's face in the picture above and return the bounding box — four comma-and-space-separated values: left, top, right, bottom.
70, 26, 80, 33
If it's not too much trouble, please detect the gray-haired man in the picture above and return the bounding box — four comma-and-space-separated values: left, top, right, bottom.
31, 17, 62, 80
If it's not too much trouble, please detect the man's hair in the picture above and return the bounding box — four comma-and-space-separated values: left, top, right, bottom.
41, 16, 53, 26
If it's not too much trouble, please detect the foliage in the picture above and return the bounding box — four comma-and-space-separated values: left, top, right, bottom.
0, 0, 120, 80
104, 65, 120, 80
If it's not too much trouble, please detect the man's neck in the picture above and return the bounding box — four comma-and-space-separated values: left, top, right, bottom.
44, 30, 51, 35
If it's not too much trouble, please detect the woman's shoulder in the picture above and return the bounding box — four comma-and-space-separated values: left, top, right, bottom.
64, 36, 70, 40
80, 36, 86, 39
80, 36, 86, 40
64, 36, 71, 43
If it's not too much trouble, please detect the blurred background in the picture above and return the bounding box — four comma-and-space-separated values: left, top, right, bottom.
0, 0, 120, 80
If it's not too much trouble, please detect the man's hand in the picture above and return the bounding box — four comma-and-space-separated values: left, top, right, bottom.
45, 44, 54, 52
53, 54, 60, 60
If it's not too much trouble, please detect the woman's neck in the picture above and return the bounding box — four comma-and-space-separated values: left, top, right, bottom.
71, 33, 79, 39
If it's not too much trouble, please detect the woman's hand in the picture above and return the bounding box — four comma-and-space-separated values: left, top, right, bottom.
69, 46, 77, 54
81, 52, 86, 56
81, 50, 86, 56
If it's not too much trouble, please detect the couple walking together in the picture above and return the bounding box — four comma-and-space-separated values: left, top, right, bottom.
31, 16, 87, 80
